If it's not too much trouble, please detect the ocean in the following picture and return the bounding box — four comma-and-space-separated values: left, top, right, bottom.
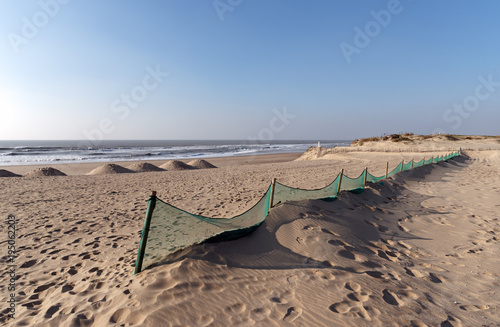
0, 140, 351, 166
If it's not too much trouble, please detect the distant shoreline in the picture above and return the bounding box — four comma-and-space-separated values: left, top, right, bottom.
0, 140, 351, 168
1, 152, 304, 176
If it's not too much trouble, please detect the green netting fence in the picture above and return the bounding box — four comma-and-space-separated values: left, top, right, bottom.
135, 150, 461, 273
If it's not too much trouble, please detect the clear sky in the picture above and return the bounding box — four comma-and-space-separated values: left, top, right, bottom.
1, 0, 499, 141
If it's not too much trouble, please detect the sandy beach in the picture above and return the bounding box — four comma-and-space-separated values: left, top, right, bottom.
1, 136, 499, 326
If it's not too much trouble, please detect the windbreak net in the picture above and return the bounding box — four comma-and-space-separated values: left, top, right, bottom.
387, 162, 403, 177
135, 150, 461, 274
136, 184, 272, 273
273, 175, 340, 205
366, 172, 385, 183
402, 161, 413, 171
413, 159, 424, 168
339, 170, 366, 192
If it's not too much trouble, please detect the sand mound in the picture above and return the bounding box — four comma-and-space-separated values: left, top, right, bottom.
159, 160, 195, 171
87, 163, 135, 175
187, 159, 217, 169
24, 167, 67, 177
0, 169, 21, 177
127, 162, 165, 172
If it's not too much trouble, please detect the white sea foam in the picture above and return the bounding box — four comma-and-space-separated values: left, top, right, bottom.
0, 140, 350, 166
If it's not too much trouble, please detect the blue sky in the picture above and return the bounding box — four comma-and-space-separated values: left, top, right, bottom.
1, 0, 499, 141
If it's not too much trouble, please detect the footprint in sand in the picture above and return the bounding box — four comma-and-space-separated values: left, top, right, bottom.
459, 304, 490, 311
345, 282, 361, 292
310, 270, 335, 281
440, 315, 462, 327
398, 222, 410, 232
270, 289, 295, 305
286, 274, 298, 287
364, 220, 379, 228
61, 283, 74, 293
428, 272, 443, 283
404, 267, 425, 278
421, 263, 446, 272
329, 283, 376, 321
328, 239, 349, 247
225, 303, 246, 315
110, 308, 130, 324
283, 307, 302, 322
321, 228, 339, 236
20, 259, 37, 268
45, 304, 61, 318
251, 307, 271, 321
397, 240, 413, 249
196, 315, 214, 326
382, 289, 401, 306
377, 250, 399, 262
364, 270, 384, 279
338, 249, 357, 260
346, 291, 370, 302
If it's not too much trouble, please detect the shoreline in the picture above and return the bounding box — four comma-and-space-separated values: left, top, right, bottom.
0, 152, 303, 176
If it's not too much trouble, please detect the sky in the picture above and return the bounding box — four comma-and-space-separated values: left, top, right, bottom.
0, 0, 499, 141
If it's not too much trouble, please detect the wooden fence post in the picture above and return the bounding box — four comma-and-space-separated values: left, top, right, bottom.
269, 178, 276, 209
336, 169, 344, 195
134, 191, 157, 274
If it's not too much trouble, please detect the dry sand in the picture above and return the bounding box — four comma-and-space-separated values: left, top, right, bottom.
0, 140, 499, 326
126, 163, 165, 173
23, 167, 67, 178
160, 160, 196, 171
188, 159, 217, 169
87, 163, 135, 175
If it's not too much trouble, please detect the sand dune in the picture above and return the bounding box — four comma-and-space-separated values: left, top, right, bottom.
1, 145, 499, 326
126, 162, 165, 172
160, 160, 195, 171
87, 163, 135, 175
187, 159, 217, 169
299, 134, 500, 161
24, 167, 67, 177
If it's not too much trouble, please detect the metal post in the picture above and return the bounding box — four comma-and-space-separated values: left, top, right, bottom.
400, 160, 403, 172
336, 169, 344, 195
385, 162, 389, 179
363, 167, 368, 188
411, 159, 414, 169
134, 191, 157, 274
269, 178, 276, 209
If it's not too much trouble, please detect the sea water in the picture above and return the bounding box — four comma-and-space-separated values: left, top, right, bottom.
0, 140, 350, 166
